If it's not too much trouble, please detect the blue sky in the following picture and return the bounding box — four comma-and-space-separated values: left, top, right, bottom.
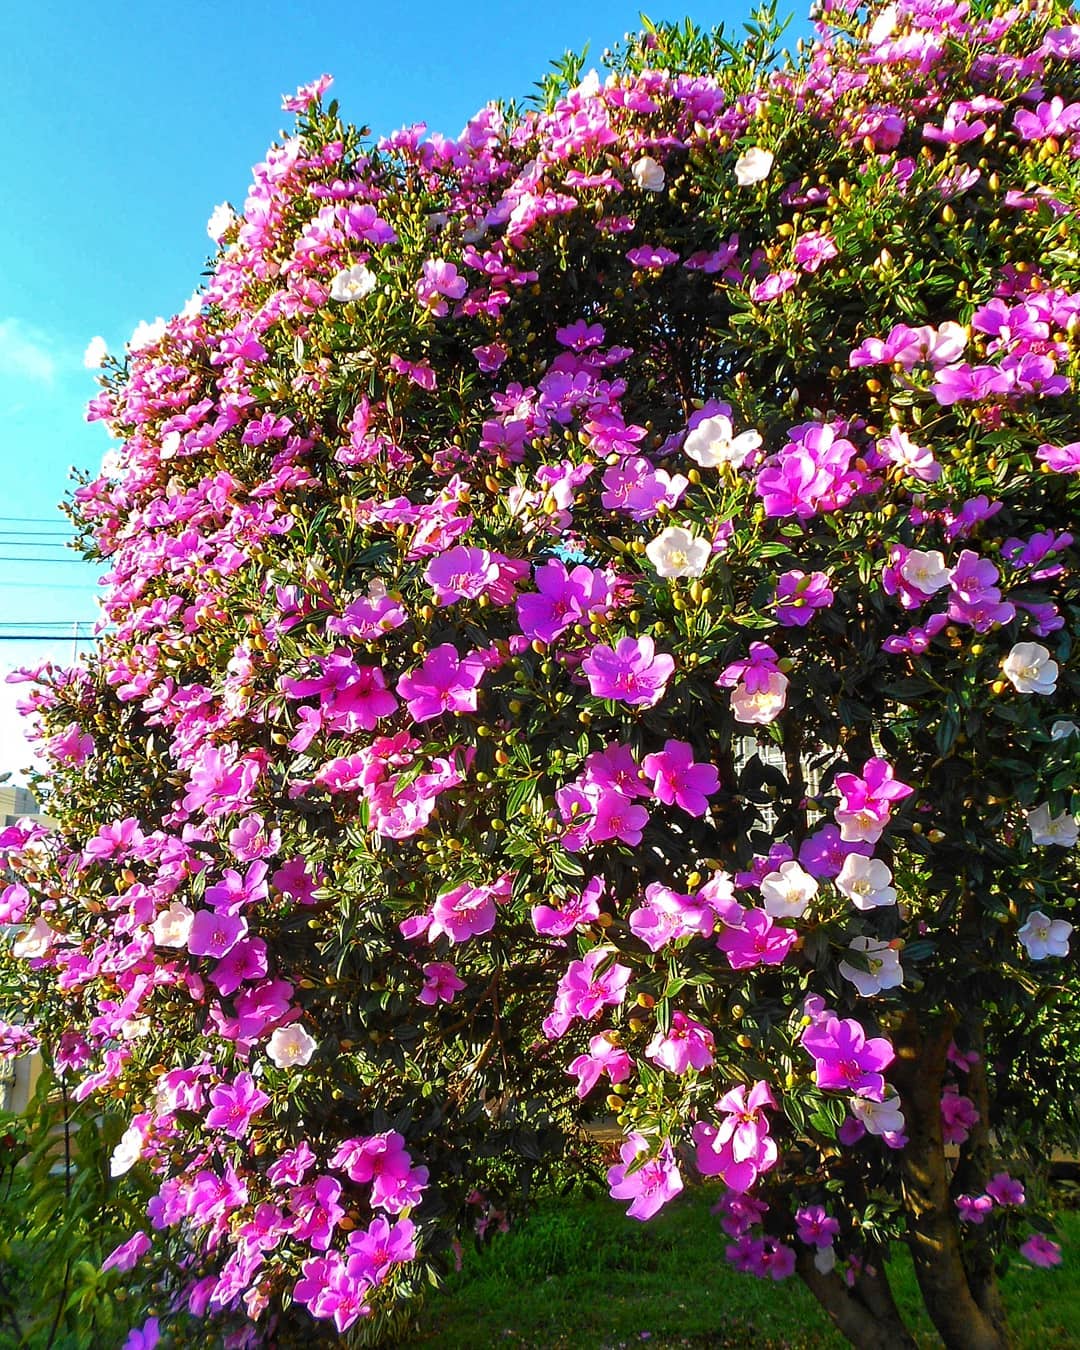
0, 0, 806, 772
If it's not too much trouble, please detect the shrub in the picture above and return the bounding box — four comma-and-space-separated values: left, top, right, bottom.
2, 1, 1079, 1345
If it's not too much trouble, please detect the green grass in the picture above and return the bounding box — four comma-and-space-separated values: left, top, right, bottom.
411, 1190, 1080, 1349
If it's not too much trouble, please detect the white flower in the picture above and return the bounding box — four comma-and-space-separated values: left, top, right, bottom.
1018, 909, 1072, 960
814, 1245, 837, 1274
1051, 720, 1079, 741
851, 1088, 905, 1135
900, 549, 951, 594
1026, 803, 1078, 848
152, 901, 195, 948
734, 147, 774, 186
99, 450, 127, 480
631, 155, 665, 192
645, 525, 711, 579
834, 806, 886, 845
836, 854, 896, 909
206, 202, 236, 241
683, 414, 762, 468
867, 5, 898, 45
267, 1024, 317, 1068
839, 936, 904, 996
109, 1123, 146, 1177
330, 263, 378, 303
730, 671, 789, 725
11, 917, 56, 960
83, 336, 108, 369
1002, 642, 1058, 695
128, 317, 167, 351
760, 861, 818, 919
572, 69, 601, 98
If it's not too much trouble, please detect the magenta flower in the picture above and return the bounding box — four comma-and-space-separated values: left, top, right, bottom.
187, 909, 248, 960
987, 1172, 1025, 1207
607, 1134, 683, 1220
932, 363, 1012, 406
330, 1132, 428, 1213
205, 1072, 270, 1139
428, 881, 498, 944
646, 1011, 715, 1074
801, 1015, 894, 1100
416, 258, 468, 315
940, 1087, 979, 1144
516, 560, 613, 643
346, 1216, 417, 1284
795, 1205, 840, 1247
641, 740, 721, 816
628, 883, 714, 952
425, 546, 500, 605
956, 1193, 994, 1225
531, 877, 604, 937
546, 947, 632, 1038
418, 961, 466, 1005
716, 908, 797, 970
590, 785, 650, 845
1020, 1233, 1063, 1267
567, 1033, 632, 1098
715, 1080, 778, 1165
775, 570, 834, 627
1037, 441, 1080, 473
396, 644, 486, 722
581, 636, 674, 708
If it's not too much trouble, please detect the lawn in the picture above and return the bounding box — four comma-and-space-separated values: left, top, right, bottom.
412, 1189, 1080, 1349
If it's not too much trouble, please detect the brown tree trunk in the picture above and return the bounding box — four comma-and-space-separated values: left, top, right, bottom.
892, 1012, 1009, 1350
951, 1014, 1009, 1339
796, 1247, 916, 1350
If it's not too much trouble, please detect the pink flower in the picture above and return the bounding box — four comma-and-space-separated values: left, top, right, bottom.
429, 882, 497, 944
1020, 1233, 1063, 1267
418, 962, 466, 1005
775, 570, 834, 626
987, 1172, 1025, 1207
641, 740, 721, 816
531, 877, 604, 936
581, 636, 674, 708
628, 883, 714, 951
205, 1073, 270, 1139
330, 1132, 428, 1213
801, 1015, 894, 1100
795, 1205, 840, 1247
416, 259, 468, 315
516, 560, 613, 643
716, 908, 798, 970
546, 947, 632, 1038
187, 909, 248, 960
396, 644, 487, 722
940, 1086, 979, 1144
425, 546, 500, 605
956, 1193, 994, 1225
567, 1033, 632, 1098
645, 1011, 715, 1074
346, 1216, 417, 1284
607, 1134, 683, 1220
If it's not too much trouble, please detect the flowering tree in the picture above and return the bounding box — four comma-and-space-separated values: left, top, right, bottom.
2, 0, 1079, 1345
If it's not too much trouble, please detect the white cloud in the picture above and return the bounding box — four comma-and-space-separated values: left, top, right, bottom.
0, 318, 56, 385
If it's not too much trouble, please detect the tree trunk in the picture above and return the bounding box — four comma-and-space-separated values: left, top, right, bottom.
950, 1014, 1009, 1339
796, 1247, 917, 1350
892, 1012, 1009, 1350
